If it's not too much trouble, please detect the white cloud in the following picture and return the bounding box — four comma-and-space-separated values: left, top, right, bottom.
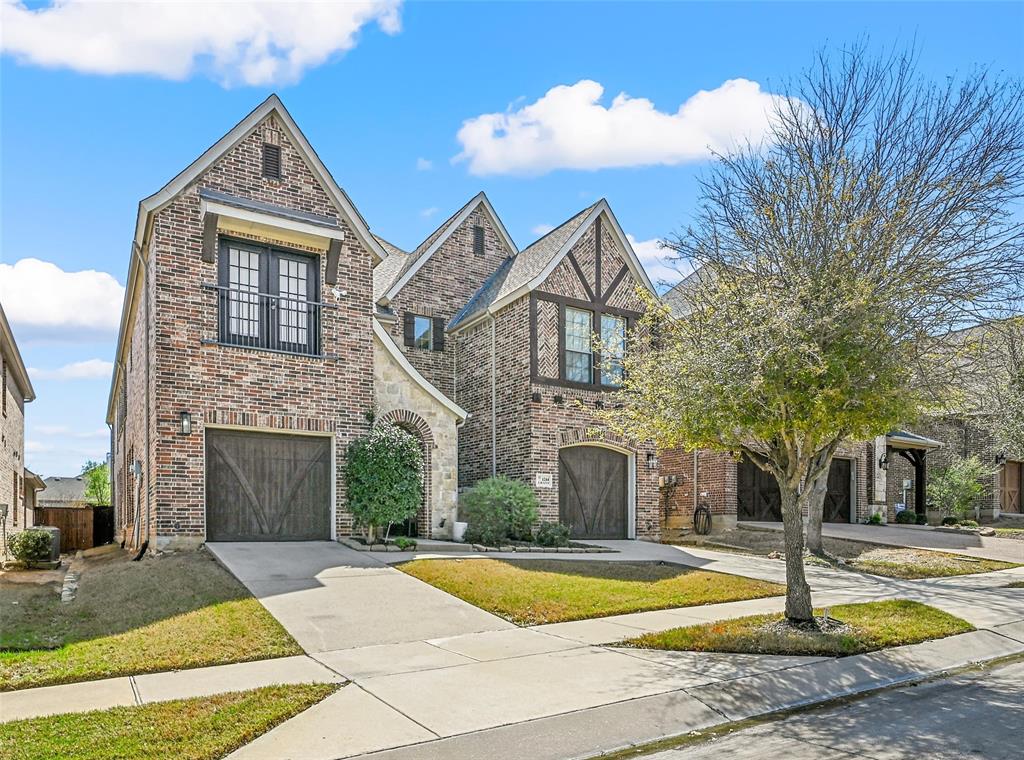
416, 157, 433, 171
33, 425, 108, 439
628, 234, 690, 290
29, 359, 113, 381
419, 207, 439, 218
455, 78, 789, 176
0, 0, 402, 86
0, 258, 125, 340
531, 223, 555, 236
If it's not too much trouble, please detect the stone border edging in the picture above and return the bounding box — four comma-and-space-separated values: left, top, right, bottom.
338, 537, 613, 554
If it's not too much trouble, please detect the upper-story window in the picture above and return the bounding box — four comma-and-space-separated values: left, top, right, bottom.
215, 238, 321, 356
565, 306, 593, 383
404, 313, 445, 352
600, 314, 626, 387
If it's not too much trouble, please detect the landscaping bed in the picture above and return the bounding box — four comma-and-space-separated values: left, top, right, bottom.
0, 683, 337, 760
691, 529, 1019, 579
0, 549, 302, 691
398, 558, 784, 625
620, 599, 973, 657
994, 528, 1024, 541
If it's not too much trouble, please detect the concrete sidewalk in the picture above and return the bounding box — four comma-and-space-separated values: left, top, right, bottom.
741, 521, 1024, 563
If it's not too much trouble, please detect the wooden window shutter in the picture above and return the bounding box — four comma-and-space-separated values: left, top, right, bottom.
403, 312, 416, 347
473, 225, 485, 256
262, 143, 282, 179
432, 317, 445, 351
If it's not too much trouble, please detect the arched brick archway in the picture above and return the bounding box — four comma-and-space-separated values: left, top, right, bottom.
378, 409, 433, 536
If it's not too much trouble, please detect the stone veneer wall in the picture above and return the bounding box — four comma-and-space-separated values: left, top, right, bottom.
374, 337, 461, 538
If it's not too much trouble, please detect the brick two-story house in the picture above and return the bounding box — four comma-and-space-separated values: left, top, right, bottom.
107, 95, 660, 549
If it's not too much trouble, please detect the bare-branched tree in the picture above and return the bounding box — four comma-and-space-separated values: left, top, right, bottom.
603, 45, 1024, 624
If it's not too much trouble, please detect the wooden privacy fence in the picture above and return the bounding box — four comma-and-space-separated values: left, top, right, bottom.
32, 506, 114, 553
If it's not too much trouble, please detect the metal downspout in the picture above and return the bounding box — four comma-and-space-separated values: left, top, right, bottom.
490, 315, 497, 477
131, 241, 153, 546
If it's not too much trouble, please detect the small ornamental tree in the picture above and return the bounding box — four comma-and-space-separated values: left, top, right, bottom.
603, 45, 1024, 624
345, 421, 423, 542
927, 455, 992, 522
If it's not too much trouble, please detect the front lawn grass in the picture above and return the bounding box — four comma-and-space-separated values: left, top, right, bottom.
1006, 580, 1024, 588
849, 548, 1019, 579
1, 550, 301, 691
622, 599, 973, 657
0, 683, 337, 760
398, 558, 784, 625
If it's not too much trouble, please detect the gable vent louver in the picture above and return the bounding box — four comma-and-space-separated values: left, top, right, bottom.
262, 143, 282, 179
473, 225, 485, 256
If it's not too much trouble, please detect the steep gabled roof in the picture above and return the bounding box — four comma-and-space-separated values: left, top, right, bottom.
372, 320, 467, 421
449, 199, 656, 331
107, 94, 386, 423
372, 235, 410, 302
379, 192, 518, 305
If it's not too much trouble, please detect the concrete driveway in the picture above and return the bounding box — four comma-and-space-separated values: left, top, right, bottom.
742, 521, 1024, 563
206, 541, 513, 652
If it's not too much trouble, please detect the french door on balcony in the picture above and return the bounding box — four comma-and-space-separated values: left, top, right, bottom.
217, 239, 321, 356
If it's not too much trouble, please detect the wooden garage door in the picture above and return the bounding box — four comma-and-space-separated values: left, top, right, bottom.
206, 429, 331, 541
559, 446, 628, 539
738, 457, 851, 523
1002, 462, 1022, 514
737, 456, 782, 522
823, 458, 852, 523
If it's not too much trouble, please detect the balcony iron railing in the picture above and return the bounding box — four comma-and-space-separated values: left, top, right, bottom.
203, 283, 330, 357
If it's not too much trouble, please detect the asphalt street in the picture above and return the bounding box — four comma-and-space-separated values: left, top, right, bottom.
638, 658, 1024, 759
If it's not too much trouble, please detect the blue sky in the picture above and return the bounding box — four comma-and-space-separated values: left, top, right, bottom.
1, 1, 1022, 476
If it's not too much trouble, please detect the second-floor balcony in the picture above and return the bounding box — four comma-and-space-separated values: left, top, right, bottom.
204, 283, 329, 357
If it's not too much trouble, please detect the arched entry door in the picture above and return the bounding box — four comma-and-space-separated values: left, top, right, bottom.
558, 446, 629, 539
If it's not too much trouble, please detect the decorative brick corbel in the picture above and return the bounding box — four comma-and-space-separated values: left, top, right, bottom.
326, 239, 342, 285
201, 212, 218, 263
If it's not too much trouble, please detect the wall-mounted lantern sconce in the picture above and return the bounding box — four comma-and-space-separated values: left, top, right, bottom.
646, 453, 660, 470
180, 411, 192, 436
995, 453, 1008, 467
878, 452, 889, 470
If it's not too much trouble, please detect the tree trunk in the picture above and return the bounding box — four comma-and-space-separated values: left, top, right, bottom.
780, 485, 814, 622
804, 471, 829, 556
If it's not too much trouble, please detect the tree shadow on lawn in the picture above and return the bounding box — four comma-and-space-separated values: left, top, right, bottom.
0, 550, 253, 652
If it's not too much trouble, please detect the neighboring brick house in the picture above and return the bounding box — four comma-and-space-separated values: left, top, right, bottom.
38, 475, 88, 509
107, 95, 658, 549
657, 271, 939, 535
1, 301, 36, 540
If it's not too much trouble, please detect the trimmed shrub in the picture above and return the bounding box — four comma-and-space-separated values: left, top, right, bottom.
346, 421, 422, 541
393, 537, 417, 551
894, 510, 917, 524
941, 516, 959, 526
8, 529, 52, 562
867, 512, 883, 525
462, 477, 539, 546
535, 521, 572, 547
915, 513, 928, 525
958, 519, 979, 528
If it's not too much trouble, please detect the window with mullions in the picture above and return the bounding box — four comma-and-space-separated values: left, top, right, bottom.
217, 239, 320, 355
565, 306, 593, 383
600, 314, 626, 386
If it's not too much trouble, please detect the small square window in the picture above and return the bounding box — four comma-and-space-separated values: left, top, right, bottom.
413, 316, 432, 350
262, 143, 282, 179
